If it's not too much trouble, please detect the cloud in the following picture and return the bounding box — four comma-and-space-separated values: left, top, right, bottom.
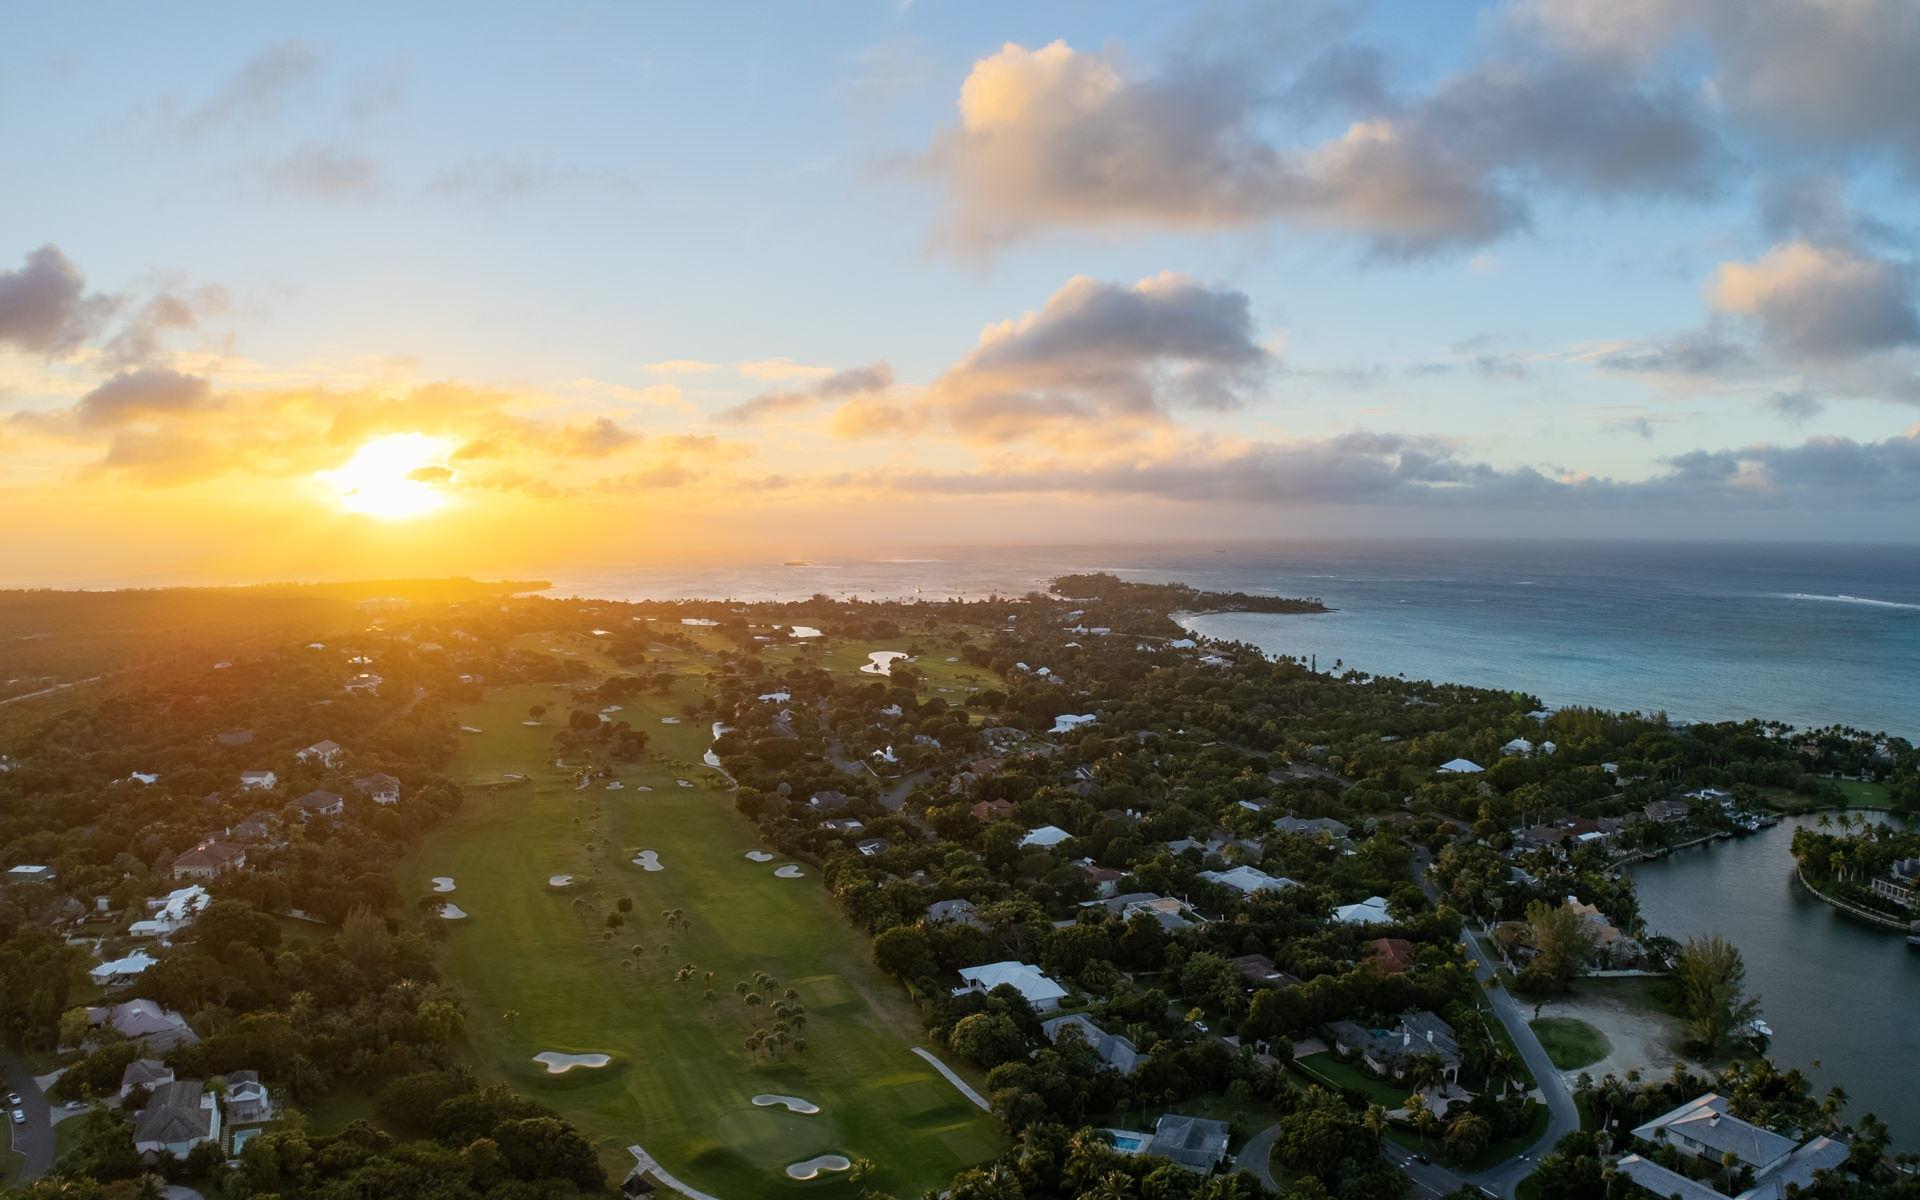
425, 160, 636, 202
556, 416, 639, 457
737, 358, 834, 381
72, 368, 216, 428
260, 143, 381, 198
716, 361, 893, 424
1520, 0, 1920, 170
645, 360, 719, 375
1761, 390, 1824, 423
1708, 241, 1919, 363
920, 36, 1720, 255
179, 40, 322, 136
0, 245, 115, 356
832, 273, 1269, 445
1591, 330, 1756, 379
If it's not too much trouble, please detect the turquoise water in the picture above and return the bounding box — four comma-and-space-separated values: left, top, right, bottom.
556, 539, 1920, 735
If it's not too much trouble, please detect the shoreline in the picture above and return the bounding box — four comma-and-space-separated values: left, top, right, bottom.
1792, 866, 1915, 932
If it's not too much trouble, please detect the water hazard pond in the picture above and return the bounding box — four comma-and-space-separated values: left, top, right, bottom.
1630, 811, 1920, 1149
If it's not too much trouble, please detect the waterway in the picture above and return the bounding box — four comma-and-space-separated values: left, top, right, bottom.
1630, 812, 1919, 1149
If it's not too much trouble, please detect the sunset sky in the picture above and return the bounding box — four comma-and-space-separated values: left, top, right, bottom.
4, 1, 1919, 584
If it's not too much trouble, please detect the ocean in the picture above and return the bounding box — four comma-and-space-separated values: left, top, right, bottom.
549, 539, 1920, 736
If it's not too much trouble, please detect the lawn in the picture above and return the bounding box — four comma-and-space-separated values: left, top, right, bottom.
407, 680, 1005, 1197
1528, 1018, 1611, 1071
1290, 1053, 1411, 1109
1386, 1101, 1548, 1172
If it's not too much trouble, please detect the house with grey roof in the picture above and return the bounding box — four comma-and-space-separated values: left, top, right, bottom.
292, 789, 344, 820
1145, 1113, 1231, 1173
1041, 1012, 1140, 1074
1620, 1093, 1850, 1200
1272, 815, 1351, 840
88, 998, 199, 1051
224, 1070, 275, 1128
926, 898, 985, 929
132, 1079, 221, 1158
119, 1058, 174, 1099
352, 773, 401, 805
1327, 1011, 1461, 1083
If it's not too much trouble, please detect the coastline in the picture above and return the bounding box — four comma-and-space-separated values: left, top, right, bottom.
1792, 866, 1915, 932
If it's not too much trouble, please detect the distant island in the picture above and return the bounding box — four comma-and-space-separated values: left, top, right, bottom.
1051, 571, 1330, 637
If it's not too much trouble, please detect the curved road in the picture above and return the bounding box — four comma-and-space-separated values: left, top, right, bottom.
2, 1052, 54, 1180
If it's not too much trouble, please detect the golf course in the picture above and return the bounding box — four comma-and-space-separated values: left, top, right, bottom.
406, 625, 1005, 1195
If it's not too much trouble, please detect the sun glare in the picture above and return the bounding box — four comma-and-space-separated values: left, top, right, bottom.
323, 433, 455, 520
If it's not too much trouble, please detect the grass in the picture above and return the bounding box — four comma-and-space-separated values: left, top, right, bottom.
1528, 1018, 1610, 1071
1290, 1053, 1411, 1109
1386, 1101, 1548, 1172
407, 680, 1004, 1197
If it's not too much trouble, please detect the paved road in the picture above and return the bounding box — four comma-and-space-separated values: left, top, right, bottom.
2, 1053, 54, 1180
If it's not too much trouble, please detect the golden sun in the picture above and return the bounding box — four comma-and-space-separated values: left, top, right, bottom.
323, 433, 456, 519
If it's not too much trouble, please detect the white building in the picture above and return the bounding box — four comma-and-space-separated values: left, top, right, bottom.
1197, 865, 1299, 896
1020, 825, 1074, 849
954, 961, 1068, 1012
1332, 896, 1393, 926
1437, 758, 1484, 774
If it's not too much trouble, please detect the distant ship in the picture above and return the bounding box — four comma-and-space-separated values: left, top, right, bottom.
783, 560, 815, 567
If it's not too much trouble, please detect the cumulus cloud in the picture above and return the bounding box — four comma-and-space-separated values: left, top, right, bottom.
1520, 0, 1920, 169
1708, 241, 1918, 363
1761, 390, 1824, 423
833, 273, 1269, 444
0, 245, 115, 356
716, 362, 893, 425
921, 36, 1719, 254
73, 368, 216, 428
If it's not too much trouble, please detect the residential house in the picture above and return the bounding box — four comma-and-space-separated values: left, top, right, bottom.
1229, 953, 1298, 988
1331, 896, 1393, 926
1567, 896, 1648, 967
133, 1079, 221, 1158
1083, 863, 1125, 898
170, 841, 247, 880
90, 949, 159, 987
1366, 937, 1416, 975
1020, 825, 1073, 849
215, 730, 254, 747
954, 961, 1068, 1012
130, 885, 210, 938
5, 864, 54, 884
1327, 1011, 1461, 1083
1090, 892, 1198, 931
1643, 798, 1692, 824
1870, 857, 1920, 909
1144, 1114, 1231, 1173
1630, 1093, 1795, 1175
88, 999, 199, 1051
229, 813, 282, 846
293, 789, 345, 820
238, 770, 277, 791
855, 838, 889, 857
822, 818, 865, 834
119, 1058, 174, 1100
224, 1070, 275, 1128
970, 798, 1015, 822
1272, 815, 1351, 840
1041, 1012, 1140, 1074
1197, 865, 1298, 896
296, 739, 344, 768
1437, 758, 1484, 774
807, 790, 850, 814
926, 898, 986, 929
352, 773, 401, 805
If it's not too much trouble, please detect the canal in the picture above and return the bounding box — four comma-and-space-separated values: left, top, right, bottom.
1631, 811, 1920, 1150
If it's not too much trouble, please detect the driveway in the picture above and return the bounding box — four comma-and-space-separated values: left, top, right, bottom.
1236, 1123, 1280, 1190
2, 1052, 54, 1180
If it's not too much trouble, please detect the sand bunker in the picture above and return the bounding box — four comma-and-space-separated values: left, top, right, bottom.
460, 725, 483, 733
702, 750, 722, 768
534, 1051, 610, 1074
660, 716, 681, 725
786, 1155, 851, 1180
438, 903, 467, 920
774, 865, 805, 879
632, 850, 663, 871
744, 850, 774, 862
605, 781, 624, 791
790, 625, 823, 639
635, 784, 654, 792
675, 779, 693, 788
681, 618, 719, 627
601, 705, 623, 714
548, 875, 574, 888
521, 719, 542, 726
752, 1094, 820, 1115
861, 650, 909, 676
431, 877, 456, 893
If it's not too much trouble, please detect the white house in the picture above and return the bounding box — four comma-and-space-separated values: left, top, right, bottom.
1332, 896, 1393, 926
1197, 865, 1299, 896
90, 949, 159, 986
130, 885, 210, 938
238, 770, 278, 791
1437, 758, 1484, 774
296, 740, 344, 768
954, 961, 1068, 1012
1020, 825, 1073, 849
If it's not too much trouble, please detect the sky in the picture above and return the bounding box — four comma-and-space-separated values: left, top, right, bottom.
3, 0, 1920, 585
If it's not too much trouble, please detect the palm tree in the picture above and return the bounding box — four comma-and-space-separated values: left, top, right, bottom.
1363, 1104, 1389, 1149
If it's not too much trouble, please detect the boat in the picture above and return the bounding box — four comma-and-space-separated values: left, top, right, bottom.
1738, 1017, 1773, 1046
1908, 921, 1920, 948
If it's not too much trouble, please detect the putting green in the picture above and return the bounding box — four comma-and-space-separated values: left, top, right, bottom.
409, 681, 1003, 1196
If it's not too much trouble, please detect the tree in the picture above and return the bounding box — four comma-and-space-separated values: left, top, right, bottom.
1674, 934, 1760, 1056
1443, 1111, 1491, 1165
872, 925, 936, 981
1520, 900, 1593, 993
949, 1012, 1027, 1068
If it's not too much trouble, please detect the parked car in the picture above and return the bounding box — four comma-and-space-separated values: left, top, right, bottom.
10, 1108, 25, 1125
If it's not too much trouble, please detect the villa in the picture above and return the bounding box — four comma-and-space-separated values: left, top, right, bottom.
954, 961, 1068, 1012
1327, 1011, 1462, 1083
970, 798, 1015, 822
352, 772, 401, 805
1617, 1093, 1850, 1200
1437, 758, 1484, 774
170, 840, 247, 880
1332, 896, 1393, 926
807, 790, 850, 814
5, 864, 54, 884
1272, 815, 1351, 840
119, 1058, 173, 1099
133, 1079, 221, 1158
293, 789, 345, 820
926, 898, 986, 929
1020, 824, 1073, 849
296, 739, 344, 767
130, 884, 210, 938
1041, 1012, 1140, 1074
224, 1070, 276, 1129
238, 770, 277, 790
88, 998, 199, 1051
89, 949, 159, 987
1870, 858, 1920, 909
1229, 953, 1299, 988
1366, 937, 1416, 975
1197, 865, 1298, 896
1089, 892, 1198, 931
1643, 798, 1692, 824
1144, 1114, 1232, 1173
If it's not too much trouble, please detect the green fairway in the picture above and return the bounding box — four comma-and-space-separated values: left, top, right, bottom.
1528, 1017, 1611, 1071
410, 680, 1004, 1196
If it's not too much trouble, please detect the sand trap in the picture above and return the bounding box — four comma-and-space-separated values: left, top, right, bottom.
790, 625, 823, 638
660, 716, 681, 724
635, 784, 654, 793
439, 903, 468, 920
534, 1051, 610, 1074
675, 779, 693, 788
786, 1155, 851, 1180
752, 1094, 820, 1115
702, 750, 722, 768
431, 877, 456, 893
632, 850, 663, 871
775, 865, 805, 879
861, 650, 909, 676
605, 781, 624, 791
549, 875, 574, 888
460, 725, 483, 733
681, 618, 719, 627
601, 705, 623, 713
522, 719, 542, 726
744, 850, 774, 862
